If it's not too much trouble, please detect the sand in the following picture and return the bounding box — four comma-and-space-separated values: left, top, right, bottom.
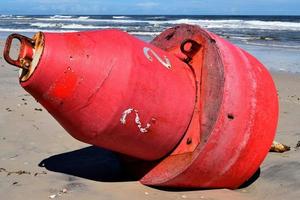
0, 39, 300, 200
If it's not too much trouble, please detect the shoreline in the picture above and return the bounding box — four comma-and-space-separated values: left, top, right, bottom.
1, 39, 300, 200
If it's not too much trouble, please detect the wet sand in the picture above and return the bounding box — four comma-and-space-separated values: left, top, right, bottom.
1, 39, 300, 200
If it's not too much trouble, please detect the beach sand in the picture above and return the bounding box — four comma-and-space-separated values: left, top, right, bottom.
0, 39, 299, 200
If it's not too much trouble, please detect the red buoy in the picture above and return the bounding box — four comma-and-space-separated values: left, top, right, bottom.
3, 24, 278, 189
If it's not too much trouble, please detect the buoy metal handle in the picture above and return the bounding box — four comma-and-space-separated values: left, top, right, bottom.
3, 33, 35, 69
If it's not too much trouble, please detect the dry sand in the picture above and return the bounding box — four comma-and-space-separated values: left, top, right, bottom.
0, 39, 300, 200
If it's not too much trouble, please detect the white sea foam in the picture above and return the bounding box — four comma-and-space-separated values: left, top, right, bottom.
0, 15, 31, 20
29, 22, 128, 30
59, 24, 128, 30
50, 15, 73, 19
128, 31, 160, 36
0, 28, 77, 33
152, 19, 300, 31
78, 16, 90, 20
146, 16, 166, 20
30, 22, 61, 28
245, 20, 300, 30
3, 15, 300, 31
34, 17, 144, 24
245, 41, 300, 50
229, 36, 259, 41
60, 23, 106, 29
113, 16, 131, 19
0, 14, 13, 18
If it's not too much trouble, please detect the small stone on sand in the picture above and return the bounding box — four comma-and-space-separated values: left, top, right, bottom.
5, 108, 12, 112
49, 194, 57, 199
62, 188, 67, 193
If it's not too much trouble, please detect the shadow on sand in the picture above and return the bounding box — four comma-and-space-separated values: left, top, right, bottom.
39, 146, 157, 182
39, 146, 260, 190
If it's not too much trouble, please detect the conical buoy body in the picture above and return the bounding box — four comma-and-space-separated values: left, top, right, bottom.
3, 24, 278, 189
15, 30, 196, 161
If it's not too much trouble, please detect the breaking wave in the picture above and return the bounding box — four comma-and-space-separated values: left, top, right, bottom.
113, 16, 131, 19
1, 15, 299, 47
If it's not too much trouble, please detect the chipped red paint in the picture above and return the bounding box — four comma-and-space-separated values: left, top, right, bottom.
3, 25, 278, 189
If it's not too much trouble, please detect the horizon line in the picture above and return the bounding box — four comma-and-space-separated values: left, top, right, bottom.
1, 13, 300, 17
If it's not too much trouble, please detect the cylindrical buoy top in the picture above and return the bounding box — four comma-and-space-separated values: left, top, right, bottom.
3, 32, 45, 82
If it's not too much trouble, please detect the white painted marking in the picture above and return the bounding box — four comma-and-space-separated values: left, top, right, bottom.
134, 111, 151, 133
143, 47, 171, 69
120, 108, 152, 133
120, 108, 134, 125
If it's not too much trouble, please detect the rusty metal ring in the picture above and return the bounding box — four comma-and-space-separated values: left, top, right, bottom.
3, 33, 35, 69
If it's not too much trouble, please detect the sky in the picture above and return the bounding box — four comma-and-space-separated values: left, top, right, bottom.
0, 0, 299, 15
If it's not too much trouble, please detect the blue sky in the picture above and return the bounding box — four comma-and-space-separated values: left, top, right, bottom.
0, 0, 299, 15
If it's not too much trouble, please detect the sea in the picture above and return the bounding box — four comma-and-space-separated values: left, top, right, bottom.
1, 15, 299, 72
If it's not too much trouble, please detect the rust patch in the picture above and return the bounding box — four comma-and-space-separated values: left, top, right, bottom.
3, 33, 34, 69
20, 32, 45, 81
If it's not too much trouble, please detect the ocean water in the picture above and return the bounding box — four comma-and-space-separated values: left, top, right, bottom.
1, 15, 299, 72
